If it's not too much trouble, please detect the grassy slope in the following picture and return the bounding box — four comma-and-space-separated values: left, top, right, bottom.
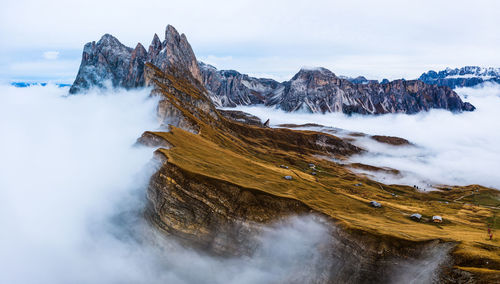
152, 126, 500, 271
146, 64, 500, 275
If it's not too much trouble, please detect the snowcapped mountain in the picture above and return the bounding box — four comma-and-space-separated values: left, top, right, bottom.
419, 66, 500, 89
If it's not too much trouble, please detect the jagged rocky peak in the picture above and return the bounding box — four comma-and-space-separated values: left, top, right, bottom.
296, 66, 336, 76
133, 42, 147, 54
127, 43, 147, 88
150, 25, 202, 83
70, 25, 201, 94
419, 66, 500, 88
98, 34, 127, 48
289, 67, 339, 86
147, 33, 162, 60
69, 34, 134, 94
290, 67, 340, 85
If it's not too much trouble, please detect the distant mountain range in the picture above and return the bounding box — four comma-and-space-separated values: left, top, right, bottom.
199, 63, 474, 114
419, 66, 500, 89
67, 26, 480, 114
10, 82, 71, 88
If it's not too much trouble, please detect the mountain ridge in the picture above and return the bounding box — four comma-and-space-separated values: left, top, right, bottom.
69, 27, 475, 114
200, 63, 475, 114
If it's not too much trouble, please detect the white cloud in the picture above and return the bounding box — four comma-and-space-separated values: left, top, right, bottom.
230, 83, 500, 190
0, 84, 335, 283
43, 51, 59, 60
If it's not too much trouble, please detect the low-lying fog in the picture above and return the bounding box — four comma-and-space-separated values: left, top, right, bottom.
0, 84, 337, 283
231, 83, 500, 190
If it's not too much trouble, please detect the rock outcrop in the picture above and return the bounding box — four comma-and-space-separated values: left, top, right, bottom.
217, 109, 265, 127
419, 66, 500, 89
201, 65, 475, 114
69, 25, 201, 94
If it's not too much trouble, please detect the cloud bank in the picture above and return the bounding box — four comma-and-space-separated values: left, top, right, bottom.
230, 83, 500, 190
0, 84, 337, 283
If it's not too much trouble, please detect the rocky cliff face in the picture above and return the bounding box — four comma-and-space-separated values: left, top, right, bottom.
419, 66, 500, 89
69, 25, 201, 94
146, 151, 458, 283
198, 62, 283, 107
69, 34, 135, 94
201, 65, 475, 114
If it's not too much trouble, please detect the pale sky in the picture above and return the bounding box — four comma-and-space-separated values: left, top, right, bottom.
1, 0, 499, 83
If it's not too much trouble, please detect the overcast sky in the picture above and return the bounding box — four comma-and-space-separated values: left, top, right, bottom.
1, 0, 499, 83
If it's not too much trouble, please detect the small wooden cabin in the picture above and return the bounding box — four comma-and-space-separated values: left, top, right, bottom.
432, 216, 443, 223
